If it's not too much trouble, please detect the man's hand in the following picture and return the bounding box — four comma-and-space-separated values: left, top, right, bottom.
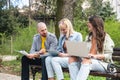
26, 53, 39, 59
26, 54, 35, 59
38, 49, 46, 54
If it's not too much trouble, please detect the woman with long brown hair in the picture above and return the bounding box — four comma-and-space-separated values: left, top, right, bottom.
68, 15, 115, 80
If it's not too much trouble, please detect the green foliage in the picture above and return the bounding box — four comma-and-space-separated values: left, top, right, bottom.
0, 0, 6, 10
13, 21, 37, 54
0, 0, 29, 36
89, 0, 103, 15
12, 7, 29, 28
0, 35, 11, 55
0, 10, 19, 36
105, 20, 120, 47
73, 18, 88, 40
73, 0, 84, 19
82, 0, 115, 21
74, 18, 120, 47
0, 1, 16, 35
81, 0, 103, 19
99, 2, 115, 21
0, 20, 37, 55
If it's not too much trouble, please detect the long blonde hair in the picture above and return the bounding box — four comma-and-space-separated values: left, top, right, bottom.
59, 18, 75, 39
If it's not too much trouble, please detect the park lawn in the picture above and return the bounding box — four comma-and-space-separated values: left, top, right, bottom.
64, 73, 105, 80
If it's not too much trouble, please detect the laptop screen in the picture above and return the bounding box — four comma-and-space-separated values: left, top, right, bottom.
66, 41, 89, 57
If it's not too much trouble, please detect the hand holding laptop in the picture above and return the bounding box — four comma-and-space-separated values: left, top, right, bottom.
58, 53, 70, 57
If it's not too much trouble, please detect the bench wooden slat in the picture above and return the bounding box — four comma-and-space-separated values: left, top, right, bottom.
113, 51, 120, 56
90, 71, 120, 78
112, 56, 120, 61
114, 48, 120, 51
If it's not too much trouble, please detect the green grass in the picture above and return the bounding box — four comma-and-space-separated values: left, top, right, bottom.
88, 76, 105, 80
1, 60, 21, 76
1, 60, 106, 80
63, 72, 105, 80
34, 72, 105, 80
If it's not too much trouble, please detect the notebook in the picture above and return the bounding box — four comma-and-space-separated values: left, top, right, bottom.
14, 50, 28, 56
15, 50, 59, 57
66, 41, 89, 57
47, 50, 59, 56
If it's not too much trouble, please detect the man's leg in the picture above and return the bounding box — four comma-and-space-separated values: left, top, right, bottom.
41, 56, 48, 80
21, 56, 41, 80
45, 56, 55, 78
21, 56, 29, 80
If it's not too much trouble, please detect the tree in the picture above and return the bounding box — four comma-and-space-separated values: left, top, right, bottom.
83, 0, 115, 21
99, 1, 115, 21
0, 0, 16, 35
0, 0, 28, 36
82, 0, 103, 18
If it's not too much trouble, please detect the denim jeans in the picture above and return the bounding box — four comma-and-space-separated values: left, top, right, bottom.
46, 56, 69, 80
69, 59, 106, 80
52, 57, 69, 80
45, 56, 54, 78
21, 56, 48, 80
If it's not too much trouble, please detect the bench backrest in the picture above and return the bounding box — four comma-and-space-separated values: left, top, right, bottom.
112, 48, 120, 61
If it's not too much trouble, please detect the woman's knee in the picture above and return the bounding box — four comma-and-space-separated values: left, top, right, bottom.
69, 56, 79, 64
46, 56, 52, 62
51, 57, 60, 65
82, 58, 91, 64
51, 57, 58, 62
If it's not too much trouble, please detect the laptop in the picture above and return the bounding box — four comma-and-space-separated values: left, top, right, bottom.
66, 41, 89, 57
47, 50, 59, 56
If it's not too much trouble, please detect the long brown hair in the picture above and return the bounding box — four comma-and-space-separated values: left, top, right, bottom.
88, 15, 106, 53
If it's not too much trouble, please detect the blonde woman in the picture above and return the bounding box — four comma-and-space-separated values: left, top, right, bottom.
45, 18, 83, 80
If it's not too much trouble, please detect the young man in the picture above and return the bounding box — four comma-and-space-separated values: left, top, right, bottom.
21, 22, 58, 80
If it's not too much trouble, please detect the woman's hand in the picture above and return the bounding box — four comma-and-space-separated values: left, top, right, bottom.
58, 53, 70, 57
88, 53, 105, 60
82, 58, 91, 64
88, 54, 97, 58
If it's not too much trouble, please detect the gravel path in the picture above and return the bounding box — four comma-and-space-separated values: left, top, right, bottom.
0, 73, 33, 80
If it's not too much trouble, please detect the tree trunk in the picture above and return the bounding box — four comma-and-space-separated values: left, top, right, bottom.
55, 0, 75, 39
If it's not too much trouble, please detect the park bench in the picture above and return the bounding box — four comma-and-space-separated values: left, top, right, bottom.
30, 47, 120, 80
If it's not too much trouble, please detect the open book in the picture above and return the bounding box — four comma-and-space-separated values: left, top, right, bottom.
15, 50, 59, 57
15, 50, 29, 56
